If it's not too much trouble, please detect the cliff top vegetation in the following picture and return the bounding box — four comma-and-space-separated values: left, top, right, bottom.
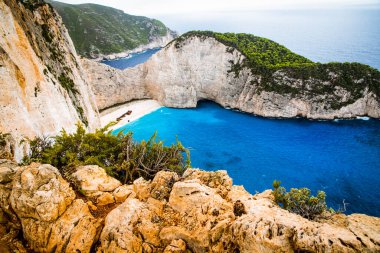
48, 0, 172, 57
174, 31, 380, 104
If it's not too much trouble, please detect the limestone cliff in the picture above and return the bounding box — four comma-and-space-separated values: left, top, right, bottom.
0, 161, 379, 252
81, 58, 148, 110
85, 33, 380, 119
0, 0, 100, 160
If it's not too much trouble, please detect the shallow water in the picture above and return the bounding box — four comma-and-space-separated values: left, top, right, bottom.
114, 101, 380, 216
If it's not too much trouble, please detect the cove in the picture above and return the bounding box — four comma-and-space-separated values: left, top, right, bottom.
113, 101, 380, 216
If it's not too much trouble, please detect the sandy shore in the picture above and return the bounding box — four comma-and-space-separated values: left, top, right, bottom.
100, 99, 162, 130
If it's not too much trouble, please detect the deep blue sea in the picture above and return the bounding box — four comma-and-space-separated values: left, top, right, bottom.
101, 48, 160, 69
114, 102, 380, 216
105, 9, 380, 216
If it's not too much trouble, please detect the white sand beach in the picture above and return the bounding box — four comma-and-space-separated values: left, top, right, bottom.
100, 99, 162, 130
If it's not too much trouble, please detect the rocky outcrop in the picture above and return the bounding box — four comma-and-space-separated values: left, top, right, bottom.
1, 161, 379, 252
71, 165, 122, 197
0, 162, 101, 252
81, 59, 149, 110
0, 0, 100, 161
84, 35, 380, 120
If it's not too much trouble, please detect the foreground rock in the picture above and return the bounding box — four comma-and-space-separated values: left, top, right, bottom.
6, 163, 101, 252
71, 165, 122, 197
1, 162, 379, 252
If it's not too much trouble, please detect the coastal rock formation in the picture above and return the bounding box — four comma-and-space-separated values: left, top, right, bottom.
81, 59, 148, 110
1, 161, 379, 252
0, 0, 100, 160
143, 35, 380, 119
84, 34, 380, 120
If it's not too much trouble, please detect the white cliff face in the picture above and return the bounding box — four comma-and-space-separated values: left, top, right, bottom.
0, 0, 100, 161
142, 36, 380, 119
81, 59, 148, 110
144, 36, 249, 108
85, 35, 380, 120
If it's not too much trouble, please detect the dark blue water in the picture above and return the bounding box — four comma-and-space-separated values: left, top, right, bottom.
114, 102, 380, 216
101, 48, 160, 69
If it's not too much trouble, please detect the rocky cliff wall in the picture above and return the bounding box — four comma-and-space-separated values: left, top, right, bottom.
85, 35, 380, 120
81, 59, 148, 110
143, 36, 380, 119
0, 0, 100, 160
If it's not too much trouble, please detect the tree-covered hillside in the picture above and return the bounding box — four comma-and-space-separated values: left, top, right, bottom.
49, 0, 176, 58
175, 31, 380, 102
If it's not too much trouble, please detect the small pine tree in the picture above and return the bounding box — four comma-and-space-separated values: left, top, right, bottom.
272, 180, 328, 220
22, 123, 191, 183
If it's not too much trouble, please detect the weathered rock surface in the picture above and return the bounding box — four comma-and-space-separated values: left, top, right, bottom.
71, 165, 121, 197
5, 163, 101, 252
95, 167, 380, 253
0, 0, 100, 161
81, 58, 149, 110
1, 161, 379, 253
84, 35, 380, 120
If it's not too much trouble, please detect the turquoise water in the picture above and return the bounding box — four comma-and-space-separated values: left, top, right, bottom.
114, 101, 380, 216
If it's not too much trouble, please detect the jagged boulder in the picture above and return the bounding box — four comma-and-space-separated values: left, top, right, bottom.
0, 160, 25, 252
9, 163, 101, 253
226, 186, 380, 253
10, 163, 75, 221
71, 165, 122, 197
150, 170, 179, 200
163, 239, 187, 253
112, 184, 135, 203
98, 198, 146, 252
182, 168, 232, 198
0, 159, 19, 222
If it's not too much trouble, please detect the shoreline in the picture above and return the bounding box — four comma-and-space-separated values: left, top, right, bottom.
100, 99, 162, 130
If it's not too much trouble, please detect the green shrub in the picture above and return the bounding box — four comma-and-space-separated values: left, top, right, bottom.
21, 135, 52, 165
58, 74, 79, 95
272, 180, 328, 220
23, 123, 190, 183
115, 132, 190, 183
